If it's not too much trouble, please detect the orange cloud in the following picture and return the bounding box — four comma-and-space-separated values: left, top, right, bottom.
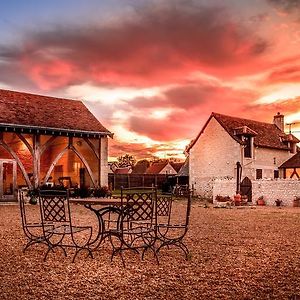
0, 4, 269, 90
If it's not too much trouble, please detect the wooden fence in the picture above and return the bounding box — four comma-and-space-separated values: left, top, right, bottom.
108, 173, 188, 190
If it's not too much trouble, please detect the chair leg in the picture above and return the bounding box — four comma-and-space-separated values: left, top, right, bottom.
72, 246, 94, 263
44, 244, 67, 261
156, 238, 189, 259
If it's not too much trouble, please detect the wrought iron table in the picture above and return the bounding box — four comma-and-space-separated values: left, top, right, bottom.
69, 197, 123, 250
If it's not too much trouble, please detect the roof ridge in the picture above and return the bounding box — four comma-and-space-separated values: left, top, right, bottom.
0, 88, 82, 103
212, 112, 275, 127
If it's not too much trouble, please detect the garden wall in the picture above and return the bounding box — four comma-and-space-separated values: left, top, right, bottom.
213, 178, 300, 206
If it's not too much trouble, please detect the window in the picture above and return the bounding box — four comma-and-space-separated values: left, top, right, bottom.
256, 169, 262, 179
244, 136, 252, 158
274, 170, 279, 179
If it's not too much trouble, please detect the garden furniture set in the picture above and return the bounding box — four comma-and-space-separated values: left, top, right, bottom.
19, 187, 191, 265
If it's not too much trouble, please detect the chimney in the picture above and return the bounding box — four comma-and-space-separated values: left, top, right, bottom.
273, 112, 284, 132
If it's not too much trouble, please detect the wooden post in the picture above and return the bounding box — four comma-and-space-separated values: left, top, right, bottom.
98, 138, 101, 188
32, 134, 41, 189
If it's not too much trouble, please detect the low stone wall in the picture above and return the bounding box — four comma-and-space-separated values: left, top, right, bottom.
213, 178, 300, 206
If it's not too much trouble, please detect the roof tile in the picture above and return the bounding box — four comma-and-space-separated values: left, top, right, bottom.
0, 89, 111, 135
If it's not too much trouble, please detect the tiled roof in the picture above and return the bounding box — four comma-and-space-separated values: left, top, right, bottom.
279, 152, 300, 168
131, 160, 150, 174
187, 112, 299, 152
0, 89, 112, 136
146, 161, 169, 174
177, 158, 189, 176
114, 167, 132, 174
170, 162, 184, 172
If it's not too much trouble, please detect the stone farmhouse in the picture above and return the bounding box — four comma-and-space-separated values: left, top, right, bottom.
186, 112, 299, 200
0, 89, 112, 202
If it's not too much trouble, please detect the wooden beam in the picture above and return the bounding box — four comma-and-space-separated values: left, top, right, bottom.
16, 133, 33, 155
83, 137, 99, 159
40, 136, 57, 154
0, 140, 32, 188
43, 146, 69, 185
32, 134, 41, 189
98, 138, 101, 188
70, 145, 97, 187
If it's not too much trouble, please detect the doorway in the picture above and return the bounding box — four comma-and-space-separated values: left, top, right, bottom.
0, 159, 17, 202
240, 177, 252, 202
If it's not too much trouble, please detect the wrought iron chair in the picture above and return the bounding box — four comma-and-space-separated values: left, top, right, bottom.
155, 189, 192, 260
19, 189, 53, 252
38, 189, 93, 262
110, 187, 157, 266
156, 193, 173, 226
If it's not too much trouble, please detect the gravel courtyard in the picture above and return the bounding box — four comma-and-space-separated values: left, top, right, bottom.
1, 201, 300, 300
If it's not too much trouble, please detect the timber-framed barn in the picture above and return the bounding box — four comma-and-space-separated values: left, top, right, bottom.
0, 89, 112, 201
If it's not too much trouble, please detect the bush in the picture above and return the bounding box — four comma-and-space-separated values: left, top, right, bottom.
94, 186, 112, 198
79, 187, 90, 198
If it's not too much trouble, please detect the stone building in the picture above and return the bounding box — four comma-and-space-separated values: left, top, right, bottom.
186, 112, 299, 200
0, 89, 112, 202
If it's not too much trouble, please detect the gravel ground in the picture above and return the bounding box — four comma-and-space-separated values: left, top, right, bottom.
1, 201, 300, 300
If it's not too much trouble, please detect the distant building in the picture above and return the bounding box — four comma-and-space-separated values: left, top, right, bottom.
0, 89, 112, 201
279, 151, 300, 178
146, 161, 178, 175
186, 112, 299, 199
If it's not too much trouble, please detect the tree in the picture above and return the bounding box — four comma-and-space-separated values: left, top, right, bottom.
116, 154, 136, 168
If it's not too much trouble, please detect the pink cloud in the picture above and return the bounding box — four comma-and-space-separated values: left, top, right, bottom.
0, 4, 269, 90
125, 83, 258, 141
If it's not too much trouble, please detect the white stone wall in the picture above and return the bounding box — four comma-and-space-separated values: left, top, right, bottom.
213, 178, 300, 206
100, 137, 109, 186
252, 179, 300, 206
189, 117, 241, 198
213, 178, 236, 201
160, 163, 177, 175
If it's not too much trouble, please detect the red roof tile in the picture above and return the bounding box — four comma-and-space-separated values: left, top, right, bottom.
280, 151, 300, 168
146, 161, 169, 174
114, 167, 131, 174
0, 89, 112, 136
170, 162, 184, 172
187, 112, 299, 152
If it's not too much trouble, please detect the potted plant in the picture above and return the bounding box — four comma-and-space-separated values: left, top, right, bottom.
234, 193, 241, 206
256, 196, 265, 206
26, 189, 38, 205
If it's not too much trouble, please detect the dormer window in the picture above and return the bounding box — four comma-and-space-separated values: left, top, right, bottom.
233, 126, 256, 159
280, 133, 299, 154
244, 136, 252, 158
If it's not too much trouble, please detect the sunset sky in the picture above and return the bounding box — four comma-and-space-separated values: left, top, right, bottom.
1, 0, 300, 160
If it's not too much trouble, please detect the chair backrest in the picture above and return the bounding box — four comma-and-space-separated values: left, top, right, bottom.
156, 194, 173, 217
185, 189, 192, 228
19, 189, 29, 229
39, 189, 70, 226
170, 189, 192, 231
120, 187, 157, 224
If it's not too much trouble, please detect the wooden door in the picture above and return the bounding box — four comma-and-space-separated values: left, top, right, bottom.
240, 177, 252, 202
0, 159, 17, 202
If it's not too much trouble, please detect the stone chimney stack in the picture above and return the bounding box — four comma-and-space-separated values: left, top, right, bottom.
273, 112, 284, 132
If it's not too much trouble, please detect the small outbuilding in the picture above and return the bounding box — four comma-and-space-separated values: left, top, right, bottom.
0, 89, 112, 201
279, 151, 300, 179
